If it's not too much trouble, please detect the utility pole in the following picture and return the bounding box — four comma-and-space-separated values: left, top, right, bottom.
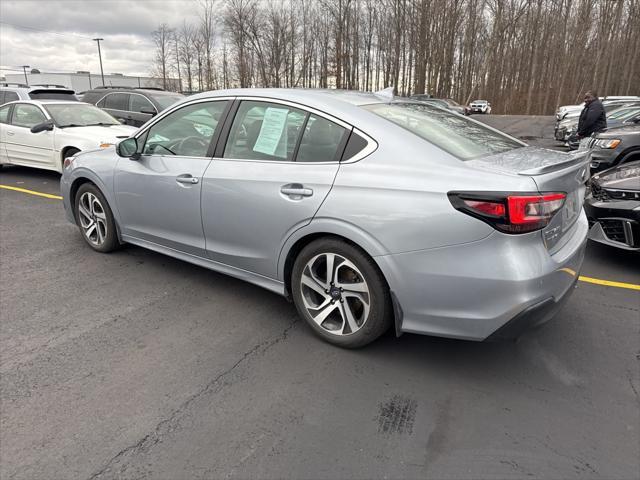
93, 38, 105, 86
21, 65, 30, 85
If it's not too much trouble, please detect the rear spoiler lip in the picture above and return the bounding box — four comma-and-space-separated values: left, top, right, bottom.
518, 152, 589, 176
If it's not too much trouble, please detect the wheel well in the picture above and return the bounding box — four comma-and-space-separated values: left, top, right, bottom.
283, 233, 385, 297
68, 178, 96, 216
619, 148, 640, 164
61, 146, 80, 167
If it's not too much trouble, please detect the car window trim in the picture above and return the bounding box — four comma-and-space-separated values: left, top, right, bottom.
9, 102, 48, 129
138, 98, 233, 160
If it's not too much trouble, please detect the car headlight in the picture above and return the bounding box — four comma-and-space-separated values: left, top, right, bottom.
612, 165, 640, 179
594, 139, 621, 149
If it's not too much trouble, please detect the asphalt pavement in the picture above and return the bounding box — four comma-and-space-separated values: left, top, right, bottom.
1, 146, 638, 480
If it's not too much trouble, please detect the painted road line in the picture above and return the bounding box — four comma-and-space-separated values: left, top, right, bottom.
578, 276, 640, 291
1, 183, 639, 292
0, 184, 63, 200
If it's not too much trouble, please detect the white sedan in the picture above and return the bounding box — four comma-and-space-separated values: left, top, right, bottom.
0, 100, 137, 173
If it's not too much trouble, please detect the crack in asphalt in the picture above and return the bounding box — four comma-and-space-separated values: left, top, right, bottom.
87, 317, 299, 480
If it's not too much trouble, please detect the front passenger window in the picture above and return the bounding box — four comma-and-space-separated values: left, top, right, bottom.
12, 104, 46, 128
142, 101, 227, 157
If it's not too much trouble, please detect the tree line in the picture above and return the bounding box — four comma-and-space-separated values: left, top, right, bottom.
151, 0, 640, 115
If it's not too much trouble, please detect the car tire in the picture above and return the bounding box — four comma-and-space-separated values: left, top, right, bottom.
74, 183, 119, 253
291, 238, 392, 348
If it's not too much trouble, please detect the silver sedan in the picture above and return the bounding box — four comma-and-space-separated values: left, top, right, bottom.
61, 89, 589, 348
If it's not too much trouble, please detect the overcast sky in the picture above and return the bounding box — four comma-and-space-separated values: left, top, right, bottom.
0, 0, 202, 78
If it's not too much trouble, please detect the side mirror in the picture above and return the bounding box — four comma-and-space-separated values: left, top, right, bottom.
117, 137, 139, 159
30, 119, 54, 134
140, 107, 156, 116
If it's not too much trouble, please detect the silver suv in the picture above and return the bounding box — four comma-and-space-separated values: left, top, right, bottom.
0, 84, 77, 105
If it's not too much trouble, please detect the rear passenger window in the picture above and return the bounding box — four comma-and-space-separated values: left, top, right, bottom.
296, 114, 347, 162
341, 131, 368, 161
0, 105, 10, 123
103, 93, 129, 111
224, 101, 306, 161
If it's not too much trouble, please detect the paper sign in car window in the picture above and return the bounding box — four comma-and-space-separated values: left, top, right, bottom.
253, 107, 289, 157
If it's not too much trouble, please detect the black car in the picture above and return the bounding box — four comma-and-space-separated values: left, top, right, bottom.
585, 160, 640, 251
82, 87, 185, 127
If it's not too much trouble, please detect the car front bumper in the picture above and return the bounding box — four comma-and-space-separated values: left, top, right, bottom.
375, 211, 588, 341
585, 196, 640, 250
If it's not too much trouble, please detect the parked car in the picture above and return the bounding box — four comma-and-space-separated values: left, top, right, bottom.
468, 99, 491, 114
1, 83, 77, 105
82, 87, 185, 127
61, 89, 588, 348
0, 100, 136, 173
585, 160, 640, 251
584, 120, 640, 172
565, 106, 640, 150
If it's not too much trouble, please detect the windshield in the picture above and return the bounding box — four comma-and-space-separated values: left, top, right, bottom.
150, 94, 185, 110
45, 103, 119, 127
363, 102, 523, 160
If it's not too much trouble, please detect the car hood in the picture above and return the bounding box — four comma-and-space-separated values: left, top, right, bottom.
593, 161, 640, 191
61, 124, 137, 140
597, 124, 640, 137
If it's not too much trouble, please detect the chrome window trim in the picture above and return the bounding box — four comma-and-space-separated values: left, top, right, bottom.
133, 94, 378, 164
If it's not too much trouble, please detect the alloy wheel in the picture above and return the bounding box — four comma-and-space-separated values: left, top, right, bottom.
299, 253, 371, 335
78, 192, 108, 246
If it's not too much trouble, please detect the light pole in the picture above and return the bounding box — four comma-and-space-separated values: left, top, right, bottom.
21, 65, 30, 85
93, 38, 105, 86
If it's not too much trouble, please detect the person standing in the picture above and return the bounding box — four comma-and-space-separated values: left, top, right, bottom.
576, 91, 607, 139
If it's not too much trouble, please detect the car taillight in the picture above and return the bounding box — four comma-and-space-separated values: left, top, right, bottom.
63, 156, 76, 168
448, 192, 566, 234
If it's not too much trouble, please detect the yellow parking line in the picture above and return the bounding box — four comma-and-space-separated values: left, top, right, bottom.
578, 276, 640, 291
1, 183, 639, 291
0, 184, 62, 200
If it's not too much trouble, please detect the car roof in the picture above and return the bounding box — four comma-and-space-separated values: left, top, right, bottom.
3, 99, 89, 106
188, 88, 386, 107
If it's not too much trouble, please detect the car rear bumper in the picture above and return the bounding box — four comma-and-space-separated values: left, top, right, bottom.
375, 211, 588, 341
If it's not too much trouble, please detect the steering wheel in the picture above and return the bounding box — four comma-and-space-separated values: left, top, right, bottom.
169, 136, 209, 156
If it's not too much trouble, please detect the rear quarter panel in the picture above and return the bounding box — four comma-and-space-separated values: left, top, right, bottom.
315, 124, 538, 255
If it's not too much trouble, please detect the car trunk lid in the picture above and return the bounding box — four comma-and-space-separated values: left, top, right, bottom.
468, 146, 590, 252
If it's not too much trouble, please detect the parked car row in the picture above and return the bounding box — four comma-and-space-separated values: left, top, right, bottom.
408, 94, 492, 115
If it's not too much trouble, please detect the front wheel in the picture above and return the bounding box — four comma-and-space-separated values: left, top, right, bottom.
74, 183, 119, 253
291, 238, 392, 348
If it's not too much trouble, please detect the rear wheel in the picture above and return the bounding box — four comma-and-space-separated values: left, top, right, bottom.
74, 183, 119, 253
291, 238, 392, 348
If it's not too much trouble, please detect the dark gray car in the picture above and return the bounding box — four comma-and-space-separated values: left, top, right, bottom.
586, 121, 640, 172
82, 87, 184, 127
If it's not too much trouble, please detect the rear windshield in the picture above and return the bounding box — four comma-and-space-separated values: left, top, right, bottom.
363, 102, 523, 160
29, 91, 78, 101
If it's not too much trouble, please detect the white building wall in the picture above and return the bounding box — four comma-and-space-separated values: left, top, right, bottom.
4, 72, 167, 92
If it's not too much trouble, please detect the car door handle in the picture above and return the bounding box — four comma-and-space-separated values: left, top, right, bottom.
176, 175, 199, 185
281, 184, 313, 197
